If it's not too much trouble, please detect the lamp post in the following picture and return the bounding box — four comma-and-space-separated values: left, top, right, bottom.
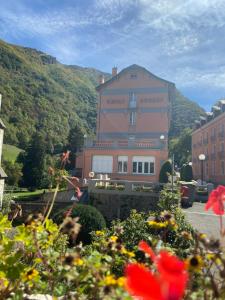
198, 154, 206, 185
82, 134, 87, 180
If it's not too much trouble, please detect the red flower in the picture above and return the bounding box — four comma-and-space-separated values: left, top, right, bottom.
205, 185, 225, 215
157, 251, 188, 300
125, 241, 188, 300
139, 240, 155, 260
125, 264, 163, 300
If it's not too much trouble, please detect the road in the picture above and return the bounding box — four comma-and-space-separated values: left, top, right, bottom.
182, 202, 225, 239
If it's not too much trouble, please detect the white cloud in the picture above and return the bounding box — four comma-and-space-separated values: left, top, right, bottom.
169, 66, 225, 89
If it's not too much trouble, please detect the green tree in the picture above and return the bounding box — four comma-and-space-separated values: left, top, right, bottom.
2, 160, 22, 186
159, 160, 172, 183
169, 128, 192, 167
21, 133, 47, 190
67, 124, 86, 169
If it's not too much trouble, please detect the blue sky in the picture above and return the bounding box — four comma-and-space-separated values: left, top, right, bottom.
1, 0, 225, 110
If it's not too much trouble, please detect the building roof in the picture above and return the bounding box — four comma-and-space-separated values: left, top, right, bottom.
0, 167, 7, 179
96, 64, 175, 91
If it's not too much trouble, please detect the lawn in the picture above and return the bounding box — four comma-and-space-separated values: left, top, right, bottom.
2, 144, 23, 162
11, 189, 45, 200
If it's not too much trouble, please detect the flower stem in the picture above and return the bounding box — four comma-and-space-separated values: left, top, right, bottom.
43, 183, 59, 225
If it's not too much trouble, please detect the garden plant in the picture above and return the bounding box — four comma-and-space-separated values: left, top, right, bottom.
0, 153, 225, 299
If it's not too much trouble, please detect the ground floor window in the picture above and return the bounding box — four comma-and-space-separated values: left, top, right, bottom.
118, 156, 128, 173
132, 156, 155, 174
92, 155, 113, 173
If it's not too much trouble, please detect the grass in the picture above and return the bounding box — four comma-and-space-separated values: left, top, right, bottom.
2, 144, 23, 162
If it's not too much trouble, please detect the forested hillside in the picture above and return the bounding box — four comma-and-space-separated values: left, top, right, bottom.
0, 39, 204, 149
169, 89, 205, 137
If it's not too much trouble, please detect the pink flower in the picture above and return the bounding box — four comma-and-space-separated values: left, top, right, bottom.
205, 185, 225, 215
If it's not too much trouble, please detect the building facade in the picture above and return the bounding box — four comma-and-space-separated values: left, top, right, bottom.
192, 100, 225, 185
78, 64, 175, 182
0, 94, 7, 208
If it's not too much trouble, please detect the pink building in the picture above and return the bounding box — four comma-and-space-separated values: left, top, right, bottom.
77, 64, 175, 182
192, 100, 225, 185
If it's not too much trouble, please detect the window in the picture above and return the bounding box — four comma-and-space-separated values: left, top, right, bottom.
129, 92, 137, 108
92, 155, 113, 173
118, 156, 128, 173
132, 156, 155, 174
130, 73, 137, 79
129, 111, 136, 125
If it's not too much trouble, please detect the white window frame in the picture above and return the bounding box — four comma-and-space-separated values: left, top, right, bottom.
118, 156, 128, 173
132, 156, 155, 175
129, 111, 136, 125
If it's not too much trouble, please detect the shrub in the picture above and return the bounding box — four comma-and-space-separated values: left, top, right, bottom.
54, 204, 106, 244
159, 160, 172, 183
158, 187, 180, 213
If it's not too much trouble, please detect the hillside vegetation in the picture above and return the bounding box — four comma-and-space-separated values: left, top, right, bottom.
0, 39, 204, 149
2, 144, 22, 162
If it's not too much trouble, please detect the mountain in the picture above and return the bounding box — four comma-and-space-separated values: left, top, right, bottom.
169, 89, 205, 137
0, 39, 204, 149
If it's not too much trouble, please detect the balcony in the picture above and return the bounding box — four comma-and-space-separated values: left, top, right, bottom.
84, 139, 163, 150
129, 101, 137, 109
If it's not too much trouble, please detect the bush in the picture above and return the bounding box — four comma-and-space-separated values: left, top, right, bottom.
158, 187, 180, 213
159, 160, 172, 183
54, 204, 106, 244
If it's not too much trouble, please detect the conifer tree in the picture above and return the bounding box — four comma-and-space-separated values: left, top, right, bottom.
22, 132, 47, 190
159, 160, 172, 183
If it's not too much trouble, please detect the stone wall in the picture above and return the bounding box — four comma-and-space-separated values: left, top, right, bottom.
14, 188, 159, 223
90, 192, 159, 222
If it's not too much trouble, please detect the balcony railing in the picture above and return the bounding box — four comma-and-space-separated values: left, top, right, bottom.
129, 101, 137, 109
84, 139, 164, 149
88, 179, 163, 195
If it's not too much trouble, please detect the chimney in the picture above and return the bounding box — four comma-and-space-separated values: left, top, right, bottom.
112, 67, 117, 77
99, 74, 105, 85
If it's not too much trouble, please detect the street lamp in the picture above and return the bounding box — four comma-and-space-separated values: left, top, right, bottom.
198, 154, 206, 185
82, 134, 87, 180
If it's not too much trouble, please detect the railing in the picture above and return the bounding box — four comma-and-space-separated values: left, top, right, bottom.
85, 139, 162, 149
88, 179, 163, 195
128, 101, 137, 109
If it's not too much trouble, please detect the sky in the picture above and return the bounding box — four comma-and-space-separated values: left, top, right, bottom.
1, 0, 225, 110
